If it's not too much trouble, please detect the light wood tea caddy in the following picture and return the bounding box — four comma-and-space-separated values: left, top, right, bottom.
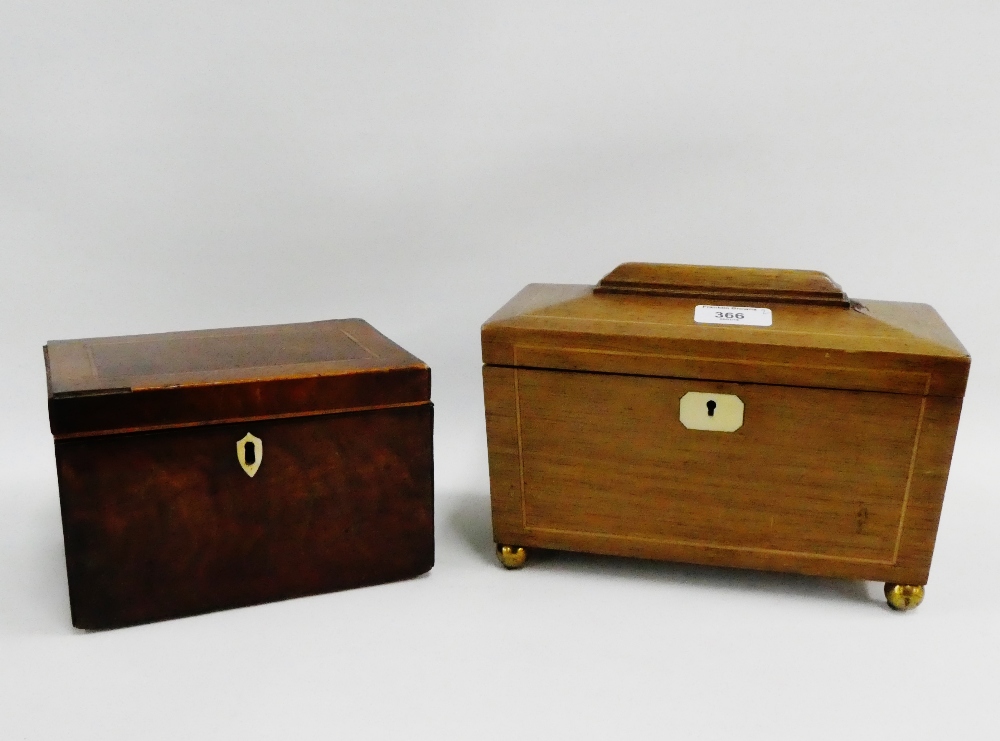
481, 263, 969, 610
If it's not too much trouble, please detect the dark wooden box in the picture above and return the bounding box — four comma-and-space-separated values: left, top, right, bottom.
45, 319, 433, 629
482, 263, 969, 610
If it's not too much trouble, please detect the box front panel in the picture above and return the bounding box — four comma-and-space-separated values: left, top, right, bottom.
55, 404, 433, 629
511, 369, 923, 566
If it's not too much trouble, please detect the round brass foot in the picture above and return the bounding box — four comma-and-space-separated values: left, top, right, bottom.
884, 583, 925, 611
496, 544, 527, 569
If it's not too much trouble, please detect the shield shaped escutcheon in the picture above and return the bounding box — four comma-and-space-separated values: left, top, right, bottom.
236, 432, 263, 477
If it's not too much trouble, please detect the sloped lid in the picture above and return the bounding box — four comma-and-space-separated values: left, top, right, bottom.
46, 319, 429, 437
482, 263, 969, 397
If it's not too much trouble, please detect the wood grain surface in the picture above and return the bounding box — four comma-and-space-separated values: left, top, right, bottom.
483, 265, 968, 586
45, 319, 430, 438
46, 318, 435, 629
481, 286, 968, 396
595, 262, 850, 306
56, 404, 434, 630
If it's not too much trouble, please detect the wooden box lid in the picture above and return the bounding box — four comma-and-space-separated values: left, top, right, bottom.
45, 319, 429, 438
481, 263, 970, 397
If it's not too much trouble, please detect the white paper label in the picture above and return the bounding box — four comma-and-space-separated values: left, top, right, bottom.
694, 305, 772, 327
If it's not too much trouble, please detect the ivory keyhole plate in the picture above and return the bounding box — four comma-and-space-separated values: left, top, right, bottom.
679, 392, 744, 432
237, 433, 263, 477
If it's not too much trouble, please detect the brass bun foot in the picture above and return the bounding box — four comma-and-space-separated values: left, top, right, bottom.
884, 583, 925, 611
496, 544, 527, 570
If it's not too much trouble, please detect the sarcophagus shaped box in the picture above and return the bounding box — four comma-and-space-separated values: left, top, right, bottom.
481, 263, 969, 610
46, 319, 433, 629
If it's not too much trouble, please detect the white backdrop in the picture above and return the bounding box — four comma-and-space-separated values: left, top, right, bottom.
2, 3, 998, 739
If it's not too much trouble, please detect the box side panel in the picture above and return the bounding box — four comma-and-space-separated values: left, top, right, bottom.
55, 404, 433, 629
483, 366, 526, 544
503, 368, 945, 582
889, 394, 964, 584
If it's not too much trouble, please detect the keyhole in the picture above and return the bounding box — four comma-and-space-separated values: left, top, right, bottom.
706, 400, 717, 417
244, 441, 256, 465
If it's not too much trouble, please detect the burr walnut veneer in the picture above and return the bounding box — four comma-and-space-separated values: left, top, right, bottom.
46, 319, 433, 629
482, 264, 969, 608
